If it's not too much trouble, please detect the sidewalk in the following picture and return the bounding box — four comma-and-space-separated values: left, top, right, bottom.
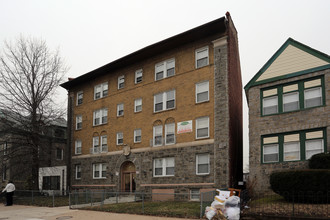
0, 204, 195, 220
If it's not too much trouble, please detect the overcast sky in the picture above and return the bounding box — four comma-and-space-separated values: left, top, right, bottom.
1, 0, 330, 171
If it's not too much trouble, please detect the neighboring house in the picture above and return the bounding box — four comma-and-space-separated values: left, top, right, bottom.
61, 12, 243, 198
0, 113, 68, 194
245, 38, 330, 192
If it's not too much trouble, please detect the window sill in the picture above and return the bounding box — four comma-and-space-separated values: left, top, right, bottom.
117, 115, 124, 118
93, 123, 108, 127
196, 173, 210, 176
154, 107, 176, 114
134, 110, 142, 114
153, 175, 175, 178
195, 100, 210, 105
154, 74, 175, 82
93, 177, 107, 179
195, 64, 210, 70
94, 96, 108, 101
196, 136, 210, 140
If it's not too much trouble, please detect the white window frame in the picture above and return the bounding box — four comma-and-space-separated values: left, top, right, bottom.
93, 136, 100, 153
75, 165, 81, 180
93, 163, 106, 179
117, 103, 124, 116
76, 115, 82, 130
101, 135, 107, 152
77, 91, 83, 105
165, 123, 175, 145
153, 125, 163, 146
134, 129, 141, 143
94, 82, 108, 100
196, 154, 210, 175
154, 90, 175, 112
118, 75, 125, 89
155, 58, 175, 81
135, 69, 143, 84
153, 157, 175, 177
75, 140, 82, 155
117, 132, 123, 145
263, 144, 279, 163
196, 117, 209, 139
196, 81, 209, 103
134, 98, 142, 112
190, 189, 200, 201
93, 108, 107, 126
195, 46, 209, 69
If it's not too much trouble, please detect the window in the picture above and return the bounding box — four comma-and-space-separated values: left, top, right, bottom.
155, 59, 175, 80
196, 81, 209, 103
56, 148, 63, 160
42, 176, 60, 190
305, 87, 322, 108
93, 163, 106, 179
196, 47, 209, 68
93, 108, 107, 126
76, 115, 82, 130
305, 130, 324, 159
118, 75, 125, 89
134, 98, 142, 112
263, 96, 278, 115
135, 69, 143, 84
262, 129, 326, 163
75, 165, 81, 179
75, 140, 82, 154
117, 132, 123, 145
154, 157, 174, 177
0, 142, 7, 155
261, 77, 324, 116
196, 154, 209, 175
153, 125, 163, 146
196, 117, 209, 139
165, 123, 175, 145
94, 82, 108, 100
134, 129, 141, 143
77, 91, 83, 105
283, 134, 300, 161
92, 136, 100, 153
190, 189, 200, 201
283, 92, 299, 112
117, 103, 124, 116
154, 90, 175, 112
101, 135, 108, 152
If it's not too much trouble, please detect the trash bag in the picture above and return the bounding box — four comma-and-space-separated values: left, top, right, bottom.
205, 206, 216, 220
224, 196, 240, 220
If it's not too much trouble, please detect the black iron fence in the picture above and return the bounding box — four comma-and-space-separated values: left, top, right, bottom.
0, 190, 69, 207
242, 191, 330, 219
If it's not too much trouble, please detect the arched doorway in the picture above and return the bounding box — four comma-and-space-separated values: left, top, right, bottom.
120, 161, 136, 192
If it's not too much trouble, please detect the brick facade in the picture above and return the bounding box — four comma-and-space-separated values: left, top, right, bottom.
247, 69, 330, 193
62, 14, 243, 194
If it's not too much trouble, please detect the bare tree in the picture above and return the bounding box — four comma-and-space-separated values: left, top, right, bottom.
0, 36, 67, 190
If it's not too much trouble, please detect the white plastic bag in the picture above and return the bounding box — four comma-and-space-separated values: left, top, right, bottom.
225, 207, 240, 220
205, 207, 216, 220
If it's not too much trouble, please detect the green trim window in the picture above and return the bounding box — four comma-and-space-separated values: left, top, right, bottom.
261, 128, 326, 163
261, 77, 324, 116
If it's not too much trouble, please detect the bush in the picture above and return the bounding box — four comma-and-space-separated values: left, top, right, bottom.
270, 170, 330, 203
309, 153, 330, 169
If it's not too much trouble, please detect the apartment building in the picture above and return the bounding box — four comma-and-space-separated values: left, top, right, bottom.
0, 114, 67, 193
245, 38, 330, 192
61, 12, 243, 197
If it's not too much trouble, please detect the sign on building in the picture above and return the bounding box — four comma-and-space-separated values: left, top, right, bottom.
177, 120, 192, 134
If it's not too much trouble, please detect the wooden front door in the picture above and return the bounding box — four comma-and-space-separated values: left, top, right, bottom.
120, 161, 136, 192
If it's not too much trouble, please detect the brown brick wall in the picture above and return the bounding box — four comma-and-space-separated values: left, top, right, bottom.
71, 35, 224, 155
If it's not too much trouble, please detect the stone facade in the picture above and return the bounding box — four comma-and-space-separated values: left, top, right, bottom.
62, 13, 243, 194
247, 69, 330, 192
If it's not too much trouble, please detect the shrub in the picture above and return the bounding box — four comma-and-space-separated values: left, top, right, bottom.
270, 170, 330, 203
309, 153, 330, 169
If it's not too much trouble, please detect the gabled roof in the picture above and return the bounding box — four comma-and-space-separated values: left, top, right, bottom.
61, 16, 227, 90
244, 38, 330, 91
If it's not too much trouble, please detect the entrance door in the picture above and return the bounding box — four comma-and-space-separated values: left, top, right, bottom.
120, 161, 136, 192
